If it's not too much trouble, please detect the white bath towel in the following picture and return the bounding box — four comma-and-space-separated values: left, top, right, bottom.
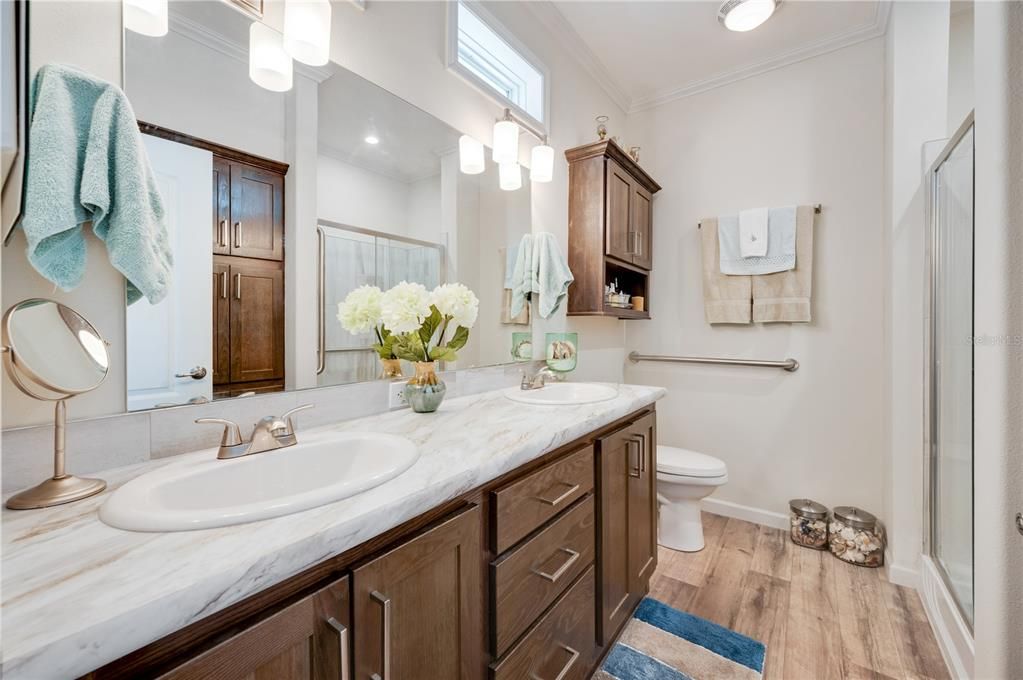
738, 207, 769, 257
719, 206, 797, 275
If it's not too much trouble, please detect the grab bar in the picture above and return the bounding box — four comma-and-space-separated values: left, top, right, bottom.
628, 351, 799, 372
316, 226, 326, 375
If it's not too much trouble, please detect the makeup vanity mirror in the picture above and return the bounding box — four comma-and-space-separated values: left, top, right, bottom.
122, 0, 533, 410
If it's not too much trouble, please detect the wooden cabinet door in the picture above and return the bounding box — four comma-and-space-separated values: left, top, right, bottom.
353, 505, 483, 680
627, 413, 657, 596
631, 185, 653, 270
158, 575, 351, 680
596, 425, 633, 645
604, 159, 633, 265
229, 162, 284, 261
213, 158, 231, 255
229, 260, 285, 384
212, 261, 231, 386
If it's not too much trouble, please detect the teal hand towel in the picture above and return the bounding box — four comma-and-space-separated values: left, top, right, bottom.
531, 232, 574, 319
19, 64, 172, 304
510, 233, 533, 318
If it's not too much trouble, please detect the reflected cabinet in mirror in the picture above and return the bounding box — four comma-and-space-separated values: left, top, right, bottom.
123, 1, 532, 411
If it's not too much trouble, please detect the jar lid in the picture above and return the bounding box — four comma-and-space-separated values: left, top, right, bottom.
833, 506, 877, 529
789, 498, 828, 520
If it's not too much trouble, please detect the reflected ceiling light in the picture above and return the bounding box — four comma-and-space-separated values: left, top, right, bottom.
124, 0, 168, 37
530, 142, 554, 183
283, 0, 332, 66
459, 135, 485, 174
249, 22, 293, 92
364, 135, 380, 145
492, 119, 520, 165
499, 162, 522, 191
717, 0, 779, 32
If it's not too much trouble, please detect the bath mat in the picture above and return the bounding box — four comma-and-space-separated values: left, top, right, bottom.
594, 598, 766, 680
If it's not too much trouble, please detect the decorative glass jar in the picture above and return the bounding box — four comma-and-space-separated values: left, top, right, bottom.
403, 361, 446, 413
829, 506, 884, 567
788, 498, 829, 550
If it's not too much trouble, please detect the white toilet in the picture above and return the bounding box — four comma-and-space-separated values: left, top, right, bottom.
656, 445, 728, 552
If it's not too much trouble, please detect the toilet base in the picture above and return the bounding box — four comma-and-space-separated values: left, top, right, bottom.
658, 498, 706, 552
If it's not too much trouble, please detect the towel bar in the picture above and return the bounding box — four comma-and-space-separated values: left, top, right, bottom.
697, 203, 821, 228
628, 351, 799, 372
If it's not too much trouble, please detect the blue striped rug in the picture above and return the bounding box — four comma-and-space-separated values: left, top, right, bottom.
594, 598, 766, 680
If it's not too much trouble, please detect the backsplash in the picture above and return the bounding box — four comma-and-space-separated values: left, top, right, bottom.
1, 362, 543, 494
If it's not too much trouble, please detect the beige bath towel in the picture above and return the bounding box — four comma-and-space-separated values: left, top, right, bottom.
752, 204, 815, 322
500, 288, 530, 325
701, 218, 752, 324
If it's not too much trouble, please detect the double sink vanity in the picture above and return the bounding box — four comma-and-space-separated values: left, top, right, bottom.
2, 383, 664, 679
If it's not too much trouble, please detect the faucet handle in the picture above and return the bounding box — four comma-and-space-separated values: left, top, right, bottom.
281, 404, 314, 435
195, 418, 243, 447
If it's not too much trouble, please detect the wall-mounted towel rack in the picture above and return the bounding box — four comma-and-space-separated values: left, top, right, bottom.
628, 351, 799, 372
698, 203, 822, 228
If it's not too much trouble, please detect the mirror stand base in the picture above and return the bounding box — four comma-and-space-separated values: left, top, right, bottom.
6, 475, 106, 510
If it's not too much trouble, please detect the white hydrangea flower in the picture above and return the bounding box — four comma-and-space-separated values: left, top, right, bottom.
380, 281, 432, 334
431, 283, 479, 329
337, 285, 382, 335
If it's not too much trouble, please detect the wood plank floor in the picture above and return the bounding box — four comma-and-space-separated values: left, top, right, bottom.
649, 513, 950, 680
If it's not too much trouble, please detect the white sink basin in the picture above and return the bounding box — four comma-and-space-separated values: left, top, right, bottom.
100, 432, 419, 532
505, 382, 619, 406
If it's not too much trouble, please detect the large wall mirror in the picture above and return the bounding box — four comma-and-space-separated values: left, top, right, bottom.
123, 1, 532, 410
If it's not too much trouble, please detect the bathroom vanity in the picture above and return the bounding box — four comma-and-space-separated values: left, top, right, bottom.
1, 385, 664, 679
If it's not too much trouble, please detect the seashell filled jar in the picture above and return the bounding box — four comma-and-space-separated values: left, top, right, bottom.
829, 506, 884, 567
789, 498, 830, 550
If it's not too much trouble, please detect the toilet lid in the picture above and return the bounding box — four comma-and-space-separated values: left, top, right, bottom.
657, 446, 727, 478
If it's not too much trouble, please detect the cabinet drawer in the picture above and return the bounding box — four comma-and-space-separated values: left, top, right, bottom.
492, 495, 595, 656
490, 566, 597, 680
492, 445, 593, 553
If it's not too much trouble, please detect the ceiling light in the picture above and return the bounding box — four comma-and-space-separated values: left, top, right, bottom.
499, 162, 522, 191
718, 0, 779, 32
459, 135, 485, 174
249, 22, 293, 92
364, 135, 380, 145
283, 0, 331, 66
493, 120, 520, 165
124, 0, 168, 37
530, 143, 554, 183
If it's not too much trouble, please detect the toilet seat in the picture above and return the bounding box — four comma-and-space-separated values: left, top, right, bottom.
656, 446, 727, 478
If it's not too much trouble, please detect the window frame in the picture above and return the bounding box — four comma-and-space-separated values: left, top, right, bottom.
446, 0, 550, 135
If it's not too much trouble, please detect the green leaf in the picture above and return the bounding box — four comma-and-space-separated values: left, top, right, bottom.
392, 333, 426, 362
372, 332, 398, 359
446, 325, 470, 351
420, 306, 444, 343
430, 346, 458, 362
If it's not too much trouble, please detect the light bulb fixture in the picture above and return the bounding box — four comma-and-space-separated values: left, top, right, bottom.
499, 162, 522, 191
364, 135, 380, 145
249, 22, 293, 93
492, 119, 520, 165
458, 135, 485, 175
123, 0, 168, 37
283, 0, 332, 66
530, 142, 554, 183
717, 0, 779, 32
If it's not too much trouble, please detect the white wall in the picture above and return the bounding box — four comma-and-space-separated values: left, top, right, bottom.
317, 154, 420, 236
947, 4, 974, 134
624, 39, 887, 522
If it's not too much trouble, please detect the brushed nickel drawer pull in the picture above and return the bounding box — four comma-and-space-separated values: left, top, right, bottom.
636, 432, 647, 472
234, 273, 241, 300
533, 482, 580, 507
530, 644, 581, 680
218, 219, 227, 246
370, 590, 391, 680
233, 221, 241, 248
628, 439, 641, 478
325, 617, 351, 680
532, 547, 580, 583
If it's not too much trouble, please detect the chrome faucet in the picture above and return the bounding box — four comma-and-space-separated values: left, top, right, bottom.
520, 366, 565, 390
196, 404, 313, 459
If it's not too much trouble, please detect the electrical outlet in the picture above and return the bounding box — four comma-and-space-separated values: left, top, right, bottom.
388, 380, 410, 409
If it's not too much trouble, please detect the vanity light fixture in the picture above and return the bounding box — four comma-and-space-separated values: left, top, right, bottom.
499, 162, 522, 191
123, 0, 168, 37
717, 0, 779, 32
249, 22, 293, 92
492, 117, 520, 165
459, 135, 485, 174
283, 0, 332, 67
530, 141, 554, 183
364, 135, 380, 145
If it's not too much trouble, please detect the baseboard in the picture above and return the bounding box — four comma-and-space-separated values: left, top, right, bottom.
919, 555, 974, 679
885, 549, 921, 588
701, 498, 789, 530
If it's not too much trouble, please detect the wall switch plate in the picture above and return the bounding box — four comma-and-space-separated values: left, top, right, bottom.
388, 380, 410, 409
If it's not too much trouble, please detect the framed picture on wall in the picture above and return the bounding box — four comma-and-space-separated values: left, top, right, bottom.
1, 0, 28, 245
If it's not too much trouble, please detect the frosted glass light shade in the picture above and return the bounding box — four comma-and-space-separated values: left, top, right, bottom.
459, 135, 485, 175
499, 162, 522, 191
283, 0, 331, 66
492, 120, 520, 164
530, 144, 554, 183
124, 0, 168, 37
250, 22, 293, 93
718, 0, 777, 32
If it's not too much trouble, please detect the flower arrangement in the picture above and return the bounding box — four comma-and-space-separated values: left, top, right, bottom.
336, 285, 397, 360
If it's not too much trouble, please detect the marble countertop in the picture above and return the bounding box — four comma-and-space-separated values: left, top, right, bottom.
1, 383, 665, 679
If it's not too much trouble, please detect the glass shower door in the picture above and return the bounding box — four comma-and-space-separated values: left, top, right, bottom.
930, 122, 974, 626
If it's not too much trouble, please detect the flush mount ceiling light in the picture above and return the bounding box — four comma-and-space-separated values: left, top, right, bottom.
124, 0, 168, 37
283, 0, 332, 66
718, 0, 779, 32
250, 22, 293, 92
364, 135, 380, 145
458, 135, 485, 175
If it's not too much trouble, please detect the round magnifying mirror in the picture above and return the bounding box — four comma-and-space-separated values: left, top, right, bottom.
3, 299, 109, 509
